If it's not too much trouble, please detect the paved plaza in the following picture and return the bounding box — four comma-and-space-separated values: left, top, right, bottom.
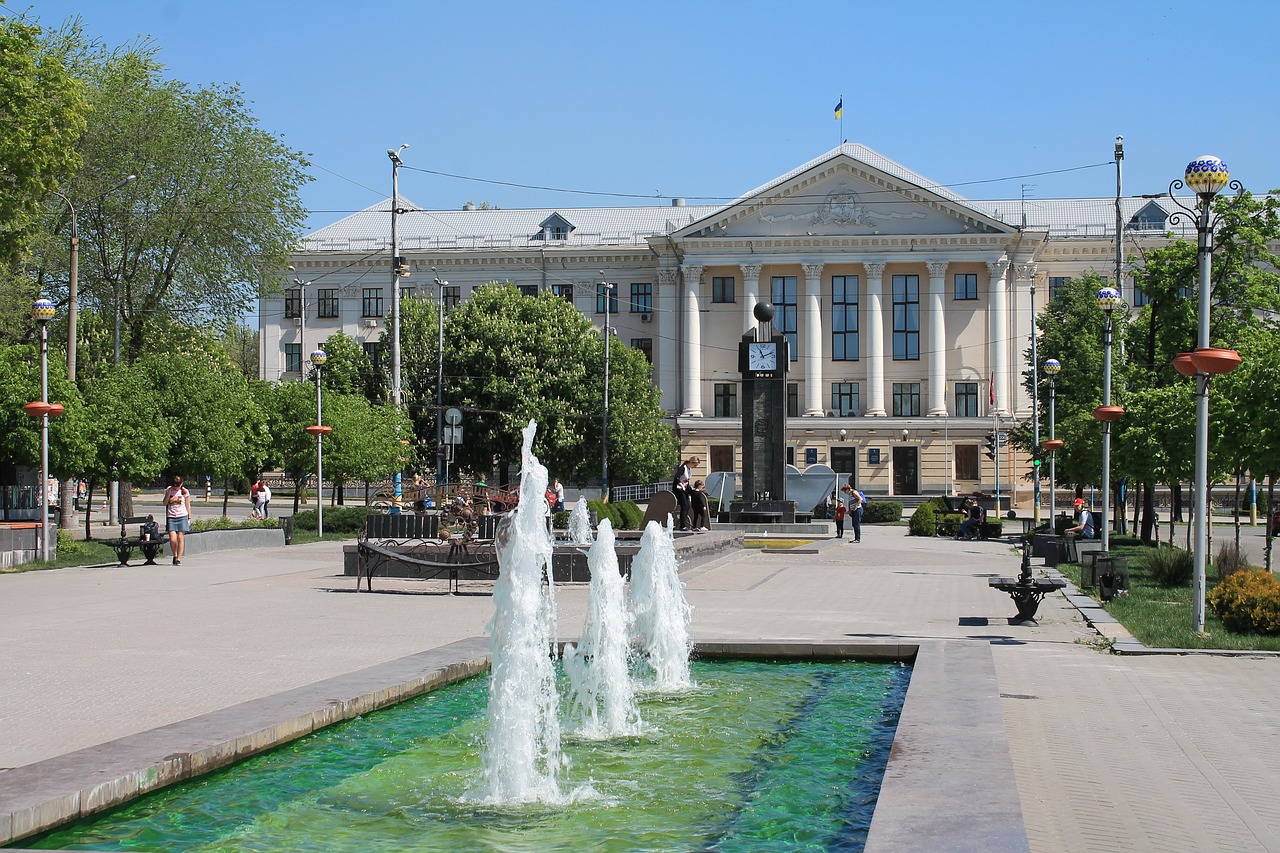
3, 525, 1280, 851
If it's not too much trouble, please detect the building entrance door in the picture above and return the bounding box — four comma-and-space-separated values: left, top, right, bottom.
830, 447, 859, 488
892, 446, 919, 495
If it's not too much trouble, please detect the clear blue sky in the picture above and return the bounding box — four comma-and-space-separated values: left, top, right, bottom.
12, 0, 1280, 233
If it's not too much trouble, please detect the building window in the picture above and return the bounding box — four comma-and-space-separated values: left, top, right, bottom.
285, 343, 301, 375
317, 288, 339, 319
548, 225, 568, 240
361, 288, 384, 318
954, 382, 978, 417
710, 445, 734, 473
1132, 283, 1150, 307
832, 275, 859, 361
955, 445, 979, 482
596, 282, 618, 315
892, 382, 921, 417
285, 288, 302, 319
892, 274, 919, 360
771, 276, 798, 361
831, 382, 859, 416
787, 382, 799, 418
630, 282, 653, 314
443, 285, 461, 309
712, 276, 736, 303
362, 341, 382, 370
552, 283, 574, 304
713, 383, 737, 417
399, 286, 415, 301
954, 273, 977, 300
631, 338, 653, 363
518, 284, 538, 297
1048, 277, 1069, 301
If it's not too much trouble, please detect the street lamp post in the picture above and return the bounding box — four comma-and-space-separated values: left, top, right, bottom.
1030, 278, 1040, 524
431, 269, 447, 492
387, 145, 409, 513
1168, 155, 1242, 633
31, 299, 57, 561
1093, 288, 1125, 552
1042, 358, 1063, 523
600, 274, 615, 501
307, 349, 331, 537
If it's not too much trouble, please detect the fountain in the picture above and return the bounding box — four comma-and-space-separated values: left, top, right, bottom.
566, 499, 593, 545
628, 518, 694, 691
476, 421, 563, 804
563, 517, 643, 738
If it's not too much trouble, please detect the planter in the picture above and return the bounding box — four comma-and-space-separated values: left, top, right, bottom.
1040, 439, 1063, 452
1189, 347, 1242, 375
1173, 352, 1198, 376
1091, 405, 1125, 422
182, 527, 285, 557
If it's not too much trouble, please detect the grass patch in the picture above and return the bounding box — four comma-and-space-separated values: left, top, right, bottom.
744, 539, 815, 549
1059, 543, 1280, 651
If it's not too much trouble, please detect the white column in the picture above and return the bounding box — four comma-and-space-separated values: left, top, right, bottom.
926, 260, 949, 416
864, 261, 887, 416
1013, 263, 1039, 418
987, 259, 1010, 416
740, 263, 762, 335
680, 263, 704, 417
656, 268, 679, 413
801, 262, 825, 416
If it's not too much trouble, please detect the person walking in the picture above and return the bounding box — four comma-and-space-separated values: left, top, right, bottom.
162, 475, 192, 565
552, 478, 565, 513
690, 479, 712, 531
254, 479, 271, 519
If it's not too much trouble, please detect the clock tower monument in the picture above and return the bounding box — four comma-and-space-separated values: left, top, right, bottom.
729, 303, 796, 523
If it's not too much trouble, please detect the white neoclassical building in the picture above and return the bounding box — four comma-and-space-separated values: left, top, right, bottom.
262, 144, 1186, 503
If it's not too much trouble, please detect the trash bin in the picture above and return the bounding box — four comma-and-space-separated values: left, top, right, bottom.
282, 515, 294, 546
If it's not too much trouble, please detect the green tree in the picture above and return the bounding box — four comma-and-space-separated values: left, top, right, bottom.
0, 17, 87, 267
258, 379, 319, 514
438, 284, 676, 487
0, 342, 92, 490
316, 330, 384, 401
34, 29, 310, 364
77, 365, 174, 536
323, 393, 412, 504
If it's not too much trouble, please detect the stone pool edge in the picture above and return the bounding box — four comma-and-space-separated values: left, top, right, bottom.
1, 638, 1027, 853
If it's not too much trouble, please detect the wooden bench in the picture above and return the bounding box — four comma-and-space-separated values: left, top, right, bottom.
106, 516, 167, 567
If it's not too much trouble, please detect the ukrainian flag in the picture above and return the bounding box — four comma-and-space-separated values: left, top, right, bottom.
834, 99, 843, 120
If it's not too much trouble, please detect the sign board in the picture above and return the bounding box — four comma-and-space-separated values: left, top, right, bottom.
444, 407, 463, 426
443, 425, 463, 445
868, 448, 881, 464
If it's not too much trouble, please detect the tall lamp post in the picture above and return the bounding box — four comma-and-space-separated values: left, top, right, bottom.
387, 145, 409, 513
1168, 155, 1242, 633
27, 299, 64, 561
306, 349, 332, 537
1042, 358, 1063, 524
600, 274, 615, 501
1092, 287, 1125, 552
431, 269, 448, 492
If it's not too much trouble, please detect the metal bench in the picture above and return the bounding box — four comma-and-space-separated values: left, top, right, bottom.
105, 516, 167, 567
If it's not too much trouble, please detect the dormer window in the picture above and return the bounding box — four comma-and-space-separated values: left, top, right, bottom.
538, 213, 575, 241
1129, 201, 1168, 232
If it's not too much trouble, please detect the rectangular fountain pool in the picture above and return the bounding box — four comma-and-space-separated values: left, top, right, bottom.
17, 659, 908, 853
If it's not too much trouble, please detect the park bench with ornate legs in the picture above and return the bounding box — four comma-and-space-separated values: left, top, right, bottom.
356, 510, 502, 593
105, 516, 167, 567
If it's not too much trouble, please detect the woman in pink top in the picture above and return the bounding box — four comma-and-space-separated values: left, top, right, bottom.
162, 474, 192, 565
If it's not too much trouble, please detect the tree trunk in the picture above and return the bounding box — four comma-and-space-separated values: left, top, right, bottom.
119, 481, 134, 520
222, 475, 231, 518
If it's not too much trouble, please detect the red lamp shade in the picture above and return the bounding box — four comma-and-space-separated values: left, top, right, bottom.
305, 425, 333, 436
1173, 352, 1198, 377
46, 403, 65, 418
1092, 405, 1125, 422
23, 401, 51, 418
1189, 347, 1242, 375
1040, 439, 1064, 452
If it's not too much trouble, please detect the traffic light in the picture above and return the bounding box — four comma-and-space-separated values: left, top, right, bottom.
1031, 448, 1043, 469
984, 433, 997, 460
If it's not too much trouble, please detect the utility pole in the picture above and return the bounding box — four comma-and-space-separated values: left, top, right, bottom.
388, 144, 409, 513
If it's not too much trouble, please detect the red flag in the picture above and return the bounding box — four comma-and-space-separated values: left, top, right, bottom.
989, 373, 995, 405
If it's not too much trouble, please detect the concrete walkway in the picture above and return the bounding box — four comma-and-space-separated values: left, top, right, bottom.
3, 527, 1280, 851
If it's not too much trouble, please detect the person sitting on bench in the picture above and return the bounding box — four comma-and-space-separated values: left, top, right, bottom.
957, 498, 985, 541
1064, 498, 1095, 539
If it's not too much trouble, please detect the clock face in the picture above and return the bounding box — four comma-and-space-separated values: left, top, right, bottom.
748, 342, 777, 371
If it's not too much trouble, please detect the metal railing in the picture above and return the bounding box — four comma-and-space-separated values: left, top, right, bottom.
609, 482, 666, 503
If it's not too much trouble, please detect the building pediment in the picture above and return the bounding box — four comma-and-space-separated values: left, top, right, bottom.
672, 144, 1014, 241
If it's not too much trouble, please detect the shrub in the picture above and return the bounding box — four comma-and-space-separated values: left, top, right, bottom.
907, 502, 936, 537
863, 501, 902, 524
1142, 545, 1193, 587
1215, 542, 1252, 581
587, 499, 622, 530
615, 500, 645, 530
551, 510, 569, 529
290, 506, 367, 534
191, 516, 280, 533
1208, 569, 1280, 634
935, 512, 965, 538
55, 528, 92, 560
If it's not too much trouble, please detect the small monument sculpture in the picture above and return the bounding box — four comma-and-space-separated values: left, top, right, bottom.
729, 302, 796, 524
